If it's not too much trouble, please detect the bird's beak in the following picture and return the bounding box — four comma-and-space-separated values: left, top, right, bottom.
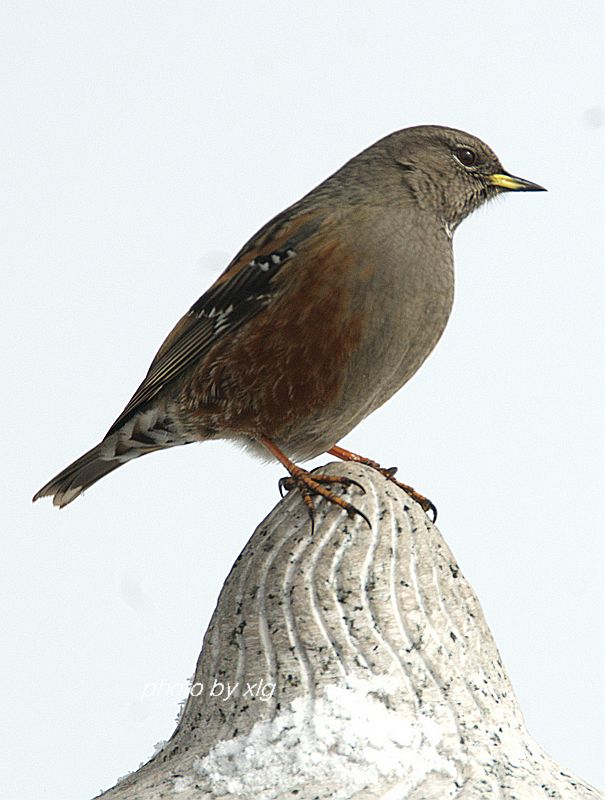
488, 171, 547, 192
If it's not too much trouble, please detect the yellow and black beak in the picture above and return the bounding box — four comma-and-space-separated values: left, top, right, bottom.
488, 171, 546, 192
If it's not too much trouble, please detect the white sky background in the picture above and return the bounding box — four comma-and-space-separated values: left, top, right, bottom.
2, 2, 604, 798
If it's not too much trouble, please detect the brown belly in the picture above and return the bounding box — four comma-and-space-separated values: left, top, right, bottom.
180, 242, 364, 455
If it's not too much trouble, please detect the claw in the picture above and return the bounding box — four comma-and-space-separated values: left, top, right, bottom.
425, 500, 438, 523
327, 475, 366, 495
276, 469, 370, 531
349, 505, 371, 528
261, 437, 372, 532
328, 445, 437, 521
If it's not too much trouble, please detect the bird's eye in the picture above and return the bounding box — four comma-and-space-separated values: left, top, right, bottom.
454, 147, 477, 167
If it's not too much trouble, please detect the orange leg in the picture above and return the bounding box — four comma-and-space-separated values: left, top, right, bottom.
260, 437, 369, 531
328, 444, 437, 521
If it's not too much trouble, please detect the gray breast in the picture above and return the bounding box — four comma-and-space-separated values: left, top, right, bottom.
271, 206, 455, 461
327, 209, 454, 441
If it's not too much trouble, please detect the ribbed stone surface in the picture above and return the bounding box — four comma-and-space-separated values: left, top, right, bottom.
97, 463, 602, 800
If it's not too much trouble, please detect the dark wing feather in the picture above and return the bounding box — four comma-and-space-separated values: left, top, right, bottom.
106, 210, 322, 435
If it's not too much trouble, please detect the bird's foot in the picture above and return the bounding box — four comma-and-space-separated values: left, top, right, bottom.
381, 472, 437, 521
278, 468, 370, 533
328, 445, 437, 521
259, 436, 370, 532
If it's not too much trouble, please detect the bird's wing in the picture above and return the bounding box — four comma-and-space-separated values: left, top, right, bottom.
106, 208, 323, 435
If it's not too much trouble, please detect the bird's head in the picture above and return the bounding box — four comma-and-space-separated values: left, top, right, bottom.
365, 125, 546, 233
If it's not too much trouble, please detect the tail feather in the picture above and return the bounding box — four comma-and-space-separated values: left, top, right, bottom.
32, 442, 126, 508
33, 407, 193, 507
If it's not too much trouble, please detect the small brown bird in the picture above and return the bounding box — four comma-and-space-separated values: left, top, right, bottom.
33, 125, 545, 519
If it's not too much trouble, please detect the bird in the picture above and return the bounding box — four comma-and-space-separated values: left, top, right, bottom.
33, 125, 545, 522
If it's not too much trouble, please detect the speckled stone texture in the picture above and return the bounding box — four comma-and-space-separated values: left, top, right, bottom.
96, 463, 602, 800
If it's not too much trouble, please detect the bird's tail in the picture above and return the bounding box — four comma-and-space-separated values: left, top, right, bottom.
33, 407, 192, 507
32, 440, 131, 508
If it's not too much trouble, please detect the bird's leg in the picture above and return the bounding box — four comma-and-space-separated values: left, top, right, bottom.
259, 437, 370, 531
328, 444, 437, 521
